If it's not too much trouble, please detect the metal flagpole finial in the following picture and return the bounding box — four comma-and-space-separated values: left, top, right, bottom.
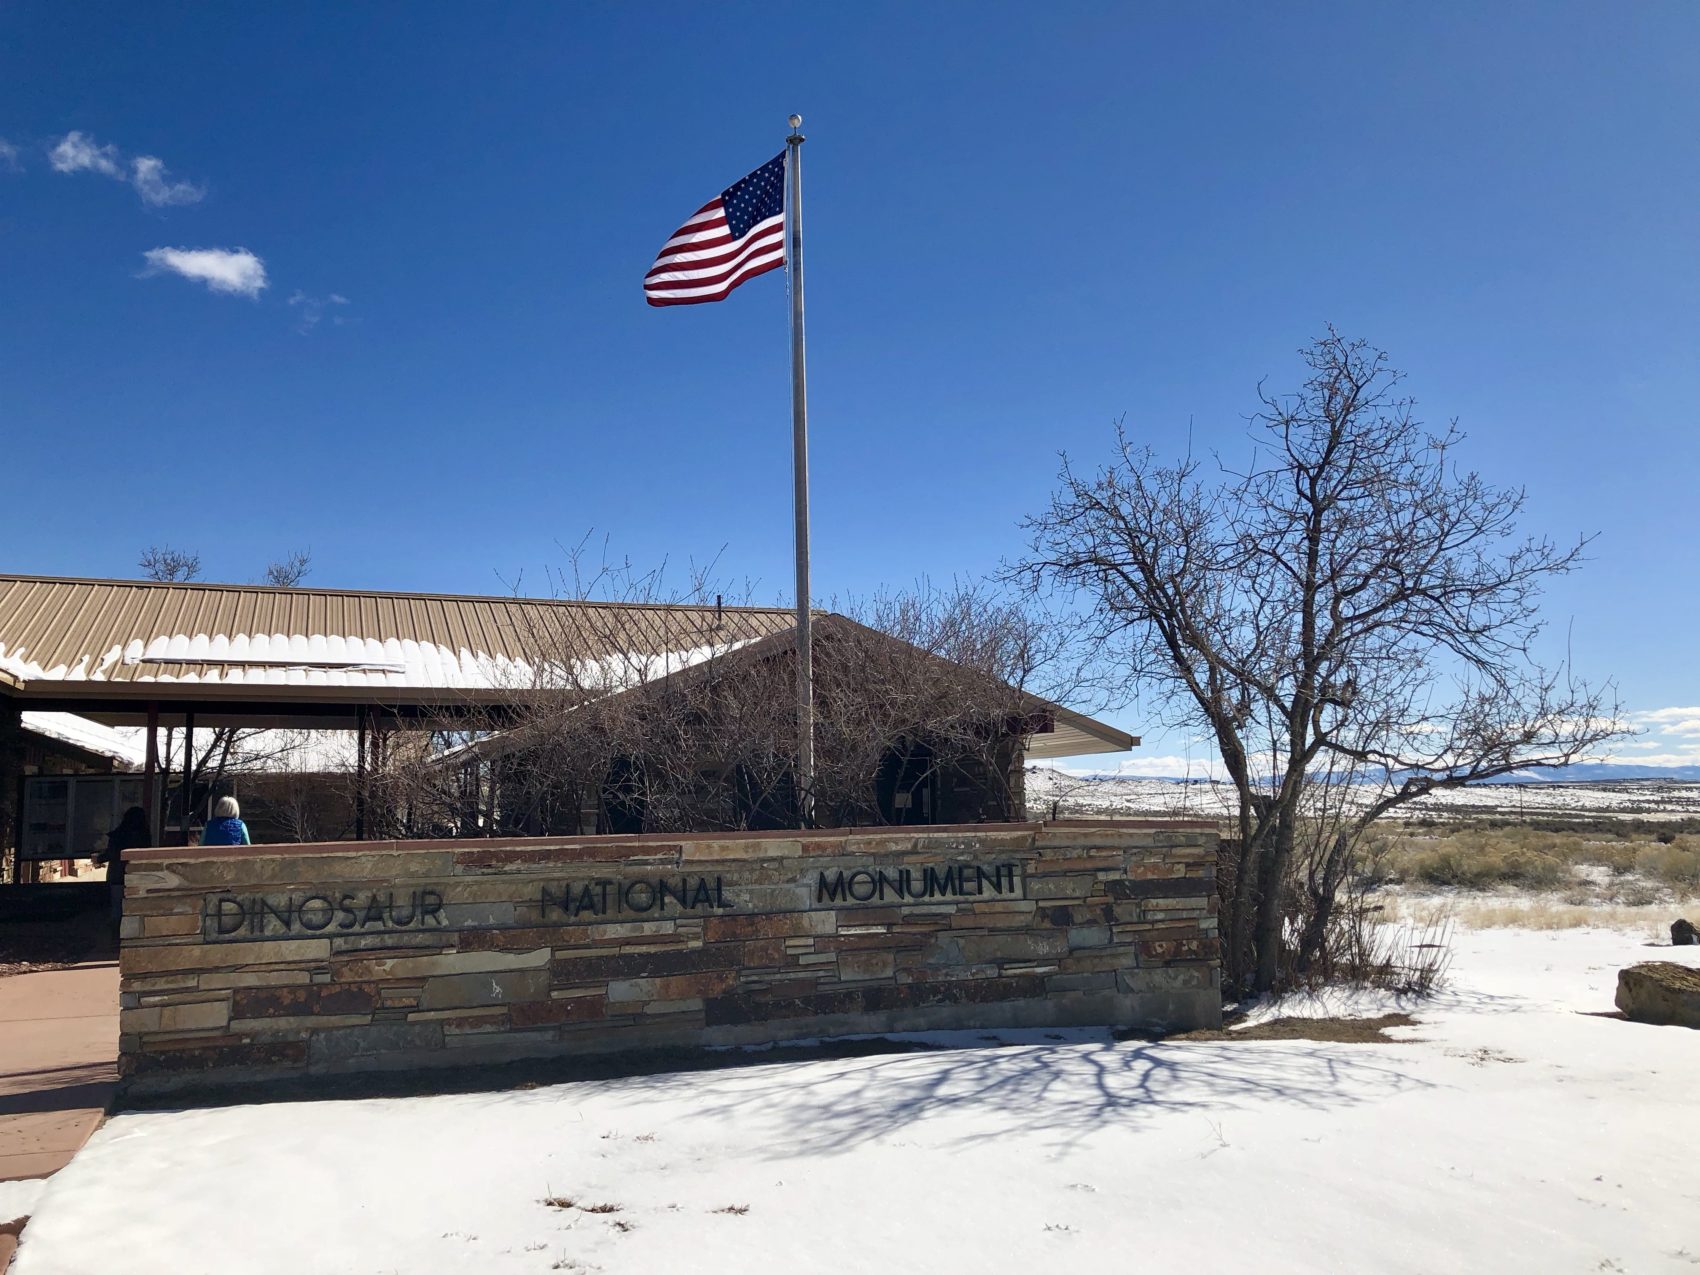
787, 113, 803, 140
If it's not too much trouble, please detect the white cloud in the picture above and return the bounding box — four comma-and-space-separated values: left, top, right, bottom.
0, 139, 19, 171
142, 247, 267, 298
49, 131, 205, 206
286, 290, 352, 332
1601, 750, 1700, 768
49, 130, 124, 178
130, 155, 204, 207
1596, 706, 1700, 767
1630, 706, 1700, 725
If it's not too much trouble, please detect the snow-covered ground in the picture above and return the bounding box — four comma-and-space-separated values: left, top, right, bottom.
11, 923, 1700, 1274
1029, 766, 1700, 821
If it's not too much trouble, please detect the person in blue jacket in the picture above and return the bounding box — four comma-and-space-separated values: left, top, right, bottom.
200, 796, 252, 846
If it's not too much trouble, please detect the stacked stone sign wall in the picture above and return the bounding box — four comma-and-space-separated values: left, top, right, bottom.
118, 821, 1221, 1095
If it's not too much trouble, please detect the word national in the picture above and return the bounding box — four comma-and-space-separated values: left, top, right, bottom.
816, 862, 1021, 905
209, 890, 446, 937
540, 876, 731, 919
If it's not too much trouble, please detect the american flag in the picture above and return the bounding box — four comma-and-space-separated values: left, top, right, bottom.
645, 152, 787, 307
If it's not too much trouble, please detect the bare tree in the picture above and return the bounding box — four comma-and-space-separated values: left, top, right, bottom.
1019, 331, 1625, 995
138, 545, 201, 583
263, 550, 312, 588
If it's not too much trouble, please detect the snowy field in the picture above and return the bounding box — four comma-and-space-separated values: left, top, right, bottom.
1029, 767, 1700, 822
10, 924, 1700, 1274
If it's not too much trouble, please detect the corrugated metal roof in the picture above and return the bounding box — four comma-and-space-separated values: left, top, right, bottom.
0, 575, 1136, 756
0, 575, 795, 690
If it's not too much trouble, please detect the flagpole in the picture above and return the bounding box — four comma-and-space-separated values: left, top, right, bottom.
785, 113, 815, 828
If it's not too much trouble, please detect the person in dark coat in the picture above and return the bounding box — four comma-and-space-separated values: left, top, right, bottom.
200, 796, 252, 846
100, 805, 150, 923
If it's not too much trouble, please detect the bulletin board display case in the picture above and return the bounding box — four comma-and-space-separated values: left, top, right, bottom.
20, 774, 157, 860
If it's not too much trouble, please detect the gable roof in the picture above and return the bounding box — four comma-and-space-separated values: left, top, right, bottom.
0, 575, 1134, 756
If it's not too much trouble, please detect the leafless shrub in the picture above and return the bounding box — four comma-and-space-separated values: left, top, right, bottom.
1289, 881, 1453, 995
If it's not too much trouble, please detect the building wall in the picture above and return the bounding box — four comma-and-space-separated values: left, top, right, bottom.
2, 710, 125, 883
117, 820, 1221, 1096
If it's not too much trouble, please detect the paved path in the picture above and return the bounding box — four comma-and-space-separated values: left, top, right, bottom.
0, 964, 119, 1183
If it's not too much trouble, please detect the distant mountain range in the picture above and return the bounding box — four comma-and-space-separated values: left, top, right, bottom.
1479, 763, 1700, 784
1064, 763, 1700, 784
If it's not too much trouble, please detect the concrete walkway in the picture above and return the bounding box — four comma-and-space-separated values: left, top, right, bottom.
0, 964, 119, 1182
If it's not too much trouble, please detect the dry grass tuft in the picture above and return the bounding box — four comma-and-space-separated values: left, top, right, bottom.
1635, 843, 1700, 890
1375, 822, 1700, 896
1386, 893, 1697, 937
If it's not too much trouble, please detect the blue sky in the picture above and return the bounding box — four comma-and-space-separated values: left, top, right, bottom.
3, 3, 1697, 771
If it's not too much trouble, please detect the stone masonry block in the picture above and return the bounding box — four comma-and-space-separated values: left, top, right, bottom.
681, 838, 803, 861
1046, 971, 1119, 994
119, 973, 200, 996
126, 1039, 309, 1078
308, 1021, 444, 1067
510, 996, 607, 1027
1024, 874, 1098, 900
418, 969, 552, 1011
332, 948, 549, 981
328, 932, 456, 954
232, 982, 383, 1019
121, 939, 332, 976
142, 914, 201, 938
1118, 965, 1215, 993
1137, 938, 1219, 964
156, 1000, 233, 1034
550, 944, 738, 984
835, 950, 896, 982
606, 971, 738, 1002
1126, 863, 1186, 880
197, 970, 314, 990
957, 932, 1070, 964
701, 912, 835, 942
120, 1007, 162, 1034
1066, 925, 1112, 949
452, 843, 680, 870
149, 851, 455, 890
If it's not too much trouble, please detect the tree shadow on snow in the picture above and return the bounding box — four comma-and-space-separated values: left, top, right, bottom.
548, 1033, 1435, 1157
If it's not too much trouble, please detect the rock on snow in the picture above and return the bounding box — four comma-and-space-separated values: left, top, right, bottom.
1616, 960, 1700, 1028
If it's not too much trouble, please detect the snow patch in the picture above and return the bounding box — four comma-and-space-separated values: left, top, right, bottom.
0, 1176, 45, 1223
12, 929, 1700, 1274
